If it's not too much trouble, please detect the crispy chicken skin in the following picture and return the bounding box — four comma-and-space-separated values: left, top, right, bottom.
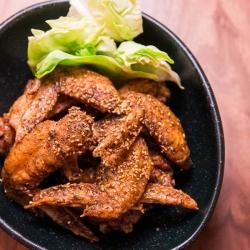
27, 138, 153, 220
56, 67, 120, 113
142, 183, 198, 210
15, 79, 59, 142
8, 79, 41, 130
48, 95, 78, 118
93, 110, 143, 167
1, 67, 120, 144
61, 157, 97, 184
98, 209, 144, 234
2, 107, 93, 197
120, 79, 171, 103
118, 91, 191, 169
41, 206, 98, 242
0, 116, 15, 155
1, 68, 198, 240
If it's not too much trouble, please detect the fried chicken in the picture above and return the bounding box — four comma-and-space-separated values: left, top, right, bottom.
27, 138, 153, 220
1, 68, 120, 144
0, 116, 15, 155
2, 107, 93, 198
92, 110, 143, 167
118, 91, 191, 169
48, 95, 78, 118
41, 206, 98, 242
56, 67, 120, 113
120, 79, 171, 103
1, 68, 198, 241
142, 183, 198, 210
15, 79, 59, 142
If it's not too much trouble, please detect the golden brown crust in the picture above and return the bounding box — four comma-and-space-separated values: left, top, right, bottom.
41, 206, 98, 242
0, 116, 15, 155
15, 79, 59, 142
120, 79, 171, 103
2, 108, 93, 194
98, 209, 144, 234
92, 110, 143, 167
57, 67, 120, 113
118, 91, 191, 168
1, 70, 198, 240
28, 138, 153, 220
142, 183, 198, 210
150, 168, 175, 187
47, 95, 79, 118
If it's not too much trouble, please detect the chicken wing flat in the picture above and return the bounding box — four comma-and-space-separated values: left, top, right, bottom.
2, 107, 93, 197
15, 79, 59, 142
55, 67, 120, 113
93, 110, 143, 166
142, 183, 198, 210
41, 206, 98, 242
0, 79, 42, 153
118, 91, 191, 169
27, 138, 153, 220
8, 79, 40, 130
120, 79, 171, 103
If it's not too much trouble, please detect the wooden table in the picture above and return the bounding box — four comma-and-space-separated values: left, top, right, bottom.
0, 0, 249, 249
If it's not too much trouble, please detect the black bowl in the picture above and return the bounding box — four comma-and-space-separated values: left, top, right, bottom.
0, 1, 224, 249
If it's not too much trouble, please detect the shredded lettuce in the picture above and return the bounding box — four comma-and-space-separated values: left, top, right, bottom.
28, 0, 182, 87
68, 0, 143, 41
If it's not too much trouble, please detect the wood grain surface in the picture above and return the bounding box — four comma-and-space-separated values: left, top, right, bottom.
0, 0, 249, 249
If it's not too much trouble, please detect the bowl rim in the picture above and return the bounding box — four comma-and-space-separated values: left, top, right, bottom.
0, 1, 225, 249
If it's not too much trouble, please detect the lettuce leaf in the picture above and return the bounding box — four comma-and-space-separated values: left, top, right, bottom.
34, 41, 182, 88
115, 41, 182, 87
28, 16, 111, 70
68, 0, 143, 41
28, 0, 182, 87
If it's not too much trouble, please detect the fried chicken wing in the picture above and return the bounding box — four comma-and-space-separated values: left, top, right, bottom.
2, 107, 93, 198
15, 79, 59, 142
142, 183, 198, 210
27, 138, 153, 220
48, 95, 78, 118
1, 67, 198, 241
150, 168, 175, 187
1, 67, 120, 144
41, 206, 98, 242
98, 209, 144, 234
120, 79, 171, 103
118, 91, 191, 169
8, 79, 41, 130
61, 156, 97, 183
0, 116, 15, 155
149, 151, 175, 186
92, 110, 143, 166
56, 67, 120, 113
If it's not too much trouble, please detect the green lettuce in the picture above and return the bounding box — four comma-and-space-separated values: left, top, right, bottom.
34, 41, 182, 88
28, 0, 182, 87
115, 41, 181, 86
28, 16, 115, 70
68, 0, 143, 41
